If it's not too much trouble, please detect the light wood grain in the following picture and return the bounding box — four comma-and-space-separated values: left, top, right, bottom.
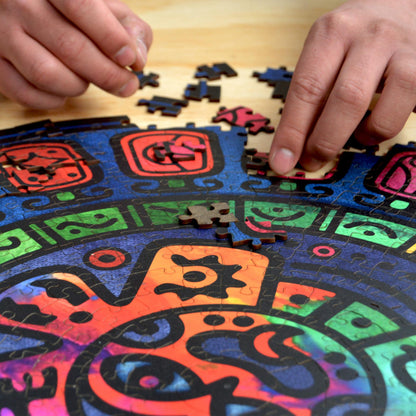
1, 0, 414, 175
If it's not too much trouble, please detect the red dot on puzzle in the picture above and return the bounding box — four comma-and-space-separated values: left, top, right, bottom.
139, 375, 160, 389
89, 249, 126, 268
312, 246, 336, 257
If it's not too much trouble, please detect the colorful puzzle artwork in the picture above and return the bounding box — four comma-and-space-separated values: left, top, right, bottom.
0, 115, 416, 416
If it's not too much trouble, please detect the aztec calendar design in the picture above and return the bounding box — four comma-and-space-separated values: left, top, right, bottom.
0, 116, 415, 415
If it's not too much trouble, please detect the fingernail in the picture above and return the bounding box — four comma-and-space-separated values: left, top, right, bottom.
270, 147, 296, 175
136, 38, 148, 68
114, 45, 136, 67
118, 78, 138, 97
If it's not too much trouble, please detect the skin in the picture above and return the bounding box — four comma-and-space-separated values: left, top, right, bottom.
269, 0, 416, 174
0, 0, 153, 109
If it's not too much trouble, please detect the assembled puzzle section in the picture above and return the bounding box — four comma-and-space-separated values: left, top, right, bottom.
0, 109, 416, 414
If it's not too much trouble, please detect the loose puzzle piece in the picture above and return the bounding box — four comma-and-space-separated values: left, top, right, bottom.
137, 95, 189, 116
212, 106, 275, 135
184, 81, 221, 102
134, 71, 160, 88
178, 202, 238, 228
253, 66, 293, 100
195, 62, 238, 80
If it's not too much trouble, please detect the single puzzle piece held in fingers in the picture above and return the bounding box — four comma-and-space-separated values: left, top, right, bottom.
212, 106, 274, 135
134, 71, 160, 89
178, 202, 238, 229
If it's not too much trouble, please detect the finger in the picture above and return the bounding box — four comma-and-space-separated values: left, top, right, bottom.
23, 2, 138, 97
354, 51, 416, 145
0, 58, 66, 109
299, 40, 391, 171
2, 30, 88, 97
269, 15, 347, 175
104, 0, 153, 71
49, 0, 149, 69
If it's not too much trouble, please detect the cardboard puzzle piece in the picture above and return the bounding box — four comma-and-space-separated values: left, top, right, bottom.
253, 66, 293, 100
184, 81, 221, 102
212, 106, 275, 135
134, 71, 160, 88
195, 62, 238, 80
178, 202, 238, 229
137, 96, 189, 116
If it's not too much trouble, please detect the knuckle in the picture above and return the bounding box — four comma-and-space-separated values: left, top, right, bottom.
10, 0, 31, 13
67, 80, 89, 97
98, 29, 122, 53
96, 66, 125, 91
368, 19, 398, 40
370, 117, 400, 139
308, 139, 340, 162
311, 11, 352, 40
14, 92, 37, 108
291, 74, 327, 105
391, 62, 416, 93
27, 59, 58, 89
55, 32, 87, 61
334, 79, 368, 108
278, 124, 308, 150
14, 88, 64, 109
141, 20, 153, 45
60, 0, 93, 17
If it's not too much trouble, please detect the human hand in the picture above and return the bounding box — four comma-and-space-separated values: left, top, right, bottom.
0, 0, 152, 109
269, 0, 416, 175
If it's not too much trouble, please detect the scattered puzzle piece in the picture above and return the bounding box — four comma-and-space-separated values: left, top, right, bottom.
212, 106, 275, 135
184, 81, 221, 102
195, 62, 238, 80
253, 66, 293, 100
178, 202, 238, 229
137, 96, 189, 116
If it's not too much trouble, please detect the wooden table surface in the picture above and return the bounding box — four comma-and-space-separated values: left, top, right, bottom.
1, 0, 414, 171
